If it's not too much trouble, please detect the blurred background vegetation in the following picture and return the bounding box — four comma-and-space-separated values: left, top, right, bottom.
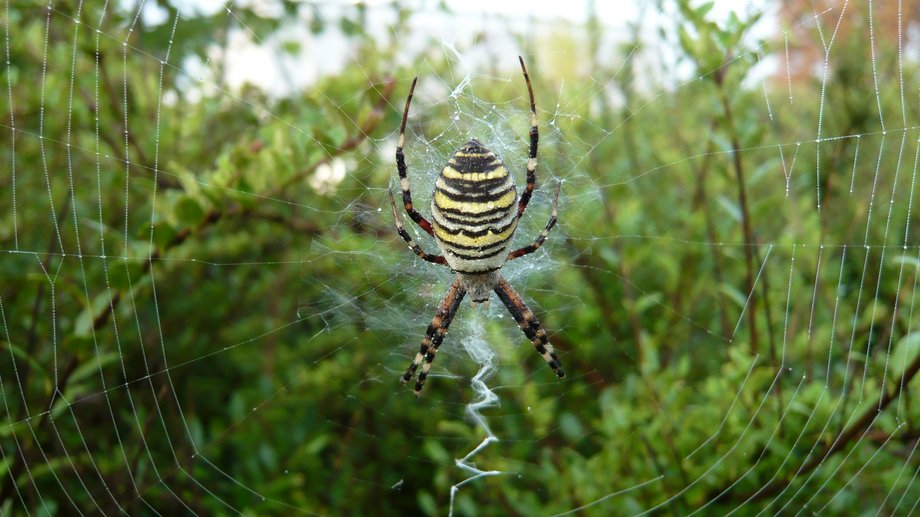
2, 0, 920, 515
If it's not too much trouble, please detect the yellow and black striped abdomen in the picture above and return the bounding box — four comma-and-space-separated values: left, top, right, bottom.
431, 139, 519, 273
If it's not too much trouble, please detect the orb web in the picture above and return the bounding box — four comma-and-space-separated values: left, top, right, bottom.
1, 0, 919, 515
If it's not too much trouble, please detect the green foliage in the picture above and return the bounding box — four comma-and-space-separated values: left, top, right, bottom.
1, 0, 919, 515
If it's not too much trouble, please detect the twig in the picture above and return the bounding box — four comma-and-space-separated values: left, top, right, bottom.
719, 91, 760, 355
267, 78, 396, 198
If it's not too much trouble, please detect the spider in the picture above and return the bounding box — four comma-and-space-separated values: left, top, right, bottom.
388, 56, 564, 396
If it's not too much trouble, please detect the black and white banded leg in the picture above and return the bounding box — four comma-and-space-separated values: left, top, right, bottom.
388, 189, 448, 266
516, 56, 539, 219
396, 76, 436, 237
402, 277, 467, 396
494, 275, 565, 378
507, 182, 560, 261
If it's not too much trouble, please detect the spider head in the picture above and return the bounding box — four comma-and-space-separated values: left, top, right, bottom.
461, 138, 487, 154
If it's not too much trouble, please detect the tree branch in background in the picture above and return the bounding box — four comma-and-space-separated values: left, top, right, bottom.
268, 78, 395, 199
684, 119, 732, 341
718, 90, 760, 355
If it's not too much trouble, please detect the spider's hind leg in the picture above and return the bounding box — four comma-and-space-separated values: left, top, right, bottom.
402, 276, 467, 396
494, 275, 565, 379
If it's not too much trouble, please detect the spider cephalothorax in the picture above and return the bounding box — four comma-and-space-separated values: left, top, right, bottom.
388, 57, 564, 396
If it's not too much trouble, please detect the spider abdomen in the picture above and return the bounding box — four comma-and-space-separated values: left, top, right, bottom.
431, 139, 519, 274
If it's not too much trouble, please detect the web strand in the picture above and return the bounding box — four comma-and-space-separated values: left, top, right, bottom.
2, 1, 919, 514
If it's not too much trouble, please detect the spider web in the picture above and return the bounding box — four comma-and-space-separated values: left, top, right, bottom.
2, 0, 920, 515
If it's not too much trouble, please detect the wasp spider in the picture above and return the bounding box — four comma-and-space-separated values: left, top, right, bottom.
389, 57, 564, 396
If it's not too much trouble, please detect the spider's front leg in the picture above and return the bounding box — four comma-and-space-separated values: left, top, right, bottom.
402, 277, 467, 396
396, 76, 435, 237
516, 56, 539, 219
494, 275, 565, 378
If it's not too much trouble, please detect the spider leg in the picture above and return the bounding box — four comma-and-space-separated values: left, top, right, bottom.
494, 275, 565, 379
507, 182, 560, 261
388, 189, 448, 266
396, 76, 435, 237
516, 56, 539, 219
402, 276, 467, 396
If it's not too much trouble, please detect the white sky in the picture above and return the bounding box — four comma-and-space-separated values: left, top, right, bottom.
147, 0, 776, 97
162, 0, 765, 25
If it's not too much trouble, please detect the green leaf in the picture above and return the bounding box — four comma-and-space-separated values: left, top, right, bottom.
559, 413, 584, 439
73, 293, 113, 338
633, 292, 664, 314
890, 332, 920, 380
69, 352, 119, 386
422, 439, 450, 464
304, 434, 330, 455
280, 40, 301, 55
716, 194, 742, 222
720, 283, 747, 308
678, 26, 696, 58
417, 491, 437, 516
0, 341, 47, 385
149, 221, 177, 250
174, 196, 205, 227
891, 253, 920, 271
695, 1, 715, 20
